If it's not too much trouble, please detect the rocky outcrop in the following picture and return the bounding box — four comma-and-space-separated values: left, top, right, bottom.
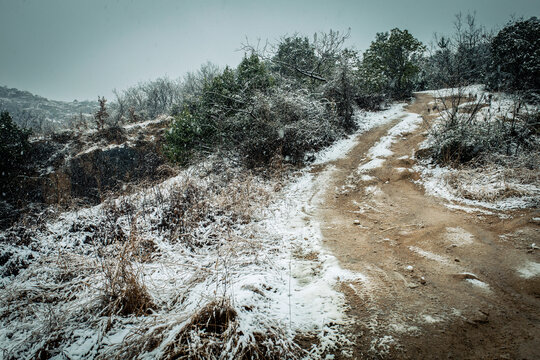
8, 118, 172, 212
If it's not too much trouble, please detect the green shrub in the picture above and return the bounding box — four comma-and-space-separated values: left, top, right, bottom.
164, 108, 213, 164
164, 33, 362, 168
236, 53, 275, 94
272, 36, 318, 82
165, 56, 277, 166
200, 67, 241, 120
359, 28, 425, 99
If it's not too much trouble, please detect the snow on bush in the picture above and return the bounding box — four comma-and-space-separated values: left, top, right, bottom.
415, 85, 540, 212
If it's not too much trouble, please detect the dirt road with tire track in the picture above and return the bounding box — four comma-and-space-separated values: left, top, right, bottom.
317, 93, 540, 359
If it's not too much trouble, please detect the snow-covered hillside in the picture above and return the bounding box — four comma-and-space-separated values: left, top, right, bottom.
0, 85, 97, 132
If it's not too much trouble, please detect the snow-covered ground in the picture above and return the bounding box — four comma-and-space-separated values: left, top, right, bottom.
312, 103, 406, 165
0, 105, 406, 359
358, 112, 422, 173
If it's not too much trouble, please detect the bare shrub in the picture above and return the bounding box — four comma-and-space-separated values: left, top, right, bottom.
94, 96, 109, 131
114, 77, 182, 122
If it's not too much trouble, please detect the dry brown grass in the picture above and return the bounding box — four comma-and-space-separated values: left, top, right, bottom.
162, 300, 238, 359
158, 179, 212, 247
101, 259, 154, 317
100, 221, 155, 317
215, 172, 272, 224
160, 299, 292, 360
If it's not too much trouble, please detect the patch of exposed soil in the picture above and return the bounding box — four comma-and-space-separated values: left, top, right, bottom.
316, 94, 540, 359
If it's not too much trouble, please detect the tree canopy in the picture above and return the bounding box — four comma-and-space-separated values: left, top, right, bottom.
489, 17, 540, 93
360, 28, 425, 98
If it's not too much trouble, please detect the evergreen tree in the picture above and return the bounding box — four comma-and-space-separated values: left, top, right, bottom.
360, 28, 425, 98
0, 111, 31, 192
489, 17, 540, 93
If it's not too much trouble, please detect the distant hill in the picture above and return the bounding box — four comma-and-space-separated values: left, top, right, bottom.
0, 85, 98, 133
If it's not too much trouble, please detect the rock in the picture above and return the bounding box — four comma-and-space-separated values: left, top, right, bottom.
469, 310, 489, 324
452, 273, 479, 281
406, 265, 414, 272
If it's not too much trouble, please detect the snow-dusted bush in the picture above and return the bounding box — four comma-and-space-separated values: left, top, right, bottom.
230, 89, 342, 166
354, 93, 387, 111
425, 92, 540, 165
165, 56, 277, 165
322, 64, 357, 130
165, 32, 368, 167
427, 115, 499, 164
420, 13, 492, 89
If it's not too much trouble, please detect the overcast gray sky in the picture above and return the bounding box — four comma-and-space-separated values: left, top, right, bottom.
0, 0, 538, 101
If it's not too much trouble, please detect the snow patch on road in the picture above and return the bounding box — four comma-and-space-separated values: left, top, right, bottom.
313, 103, 406, 165
444, 227, 474, 246
408, 246, 448, 263
356, 112, 422, 173
465, 279, 491, 290
516, 261, 540, 279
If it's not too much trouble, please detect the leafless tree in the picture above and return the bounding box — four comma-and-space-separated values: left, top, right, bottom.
242, 29, 351, 83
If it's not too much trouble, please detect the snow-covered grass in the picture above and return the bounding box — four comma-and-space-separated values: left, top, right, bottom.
415, 162, 540, 212
1, 162, 304, 358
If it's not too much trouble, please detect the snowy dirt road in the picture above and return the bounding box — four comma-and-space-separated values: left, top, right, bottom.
310, 94, 540, 359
